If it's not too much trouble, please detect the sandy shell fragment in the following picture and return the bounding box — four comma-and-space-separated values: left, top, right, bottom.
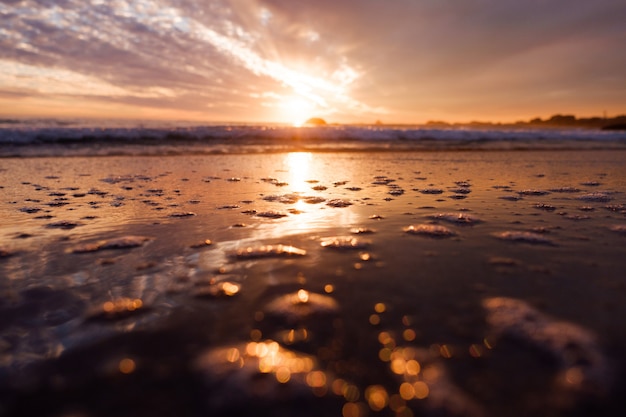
404, 224, 457, 237
320, 236, 370, 250
231, 244, 306, 260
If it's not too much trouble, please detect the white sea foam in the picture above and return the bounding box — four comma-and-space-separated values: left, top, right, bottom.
2, 119, 625, 155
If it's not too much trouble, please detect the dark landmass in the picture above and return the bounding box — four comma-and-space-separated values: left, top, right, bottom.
424, 114, 626, 130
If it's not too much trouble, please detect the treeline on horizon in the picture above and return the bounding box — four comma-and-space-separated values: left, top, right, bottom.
424, 114, 626, 130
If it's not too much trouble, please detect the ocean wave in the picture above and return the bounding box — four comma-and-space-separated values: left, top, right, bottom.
2, 120, 626, 155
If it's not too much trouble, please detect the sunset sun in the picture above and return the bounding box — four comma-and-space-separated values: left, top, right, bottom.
281, 97, 318, 127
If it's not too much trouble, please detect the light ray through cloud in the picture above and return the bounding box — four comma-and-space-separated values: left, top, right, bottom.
0, 0, 381, 123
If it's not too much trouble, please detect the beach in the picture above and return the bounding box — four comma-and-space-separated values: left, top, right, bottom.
2, 148, 626, 417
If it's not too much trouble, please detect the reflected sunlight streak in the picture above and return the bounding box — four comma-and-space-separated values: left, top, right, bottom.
286, 152, 313, 192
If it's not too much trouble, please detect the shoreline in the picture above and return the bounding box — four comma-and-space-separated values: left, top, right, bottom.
3, 140, 626, 158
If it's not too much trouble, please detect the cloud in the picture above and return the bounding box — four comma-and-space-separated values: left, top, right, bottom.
0, 0, 624, 122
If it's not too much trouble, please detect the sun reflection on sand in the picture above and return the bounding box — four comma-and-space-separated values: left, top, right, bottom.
286, 152, 313, 192
245, 152, 359, 241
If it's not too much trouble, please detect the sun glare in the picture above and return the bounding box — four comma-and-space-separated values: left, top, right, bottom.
282, 97, 317, 127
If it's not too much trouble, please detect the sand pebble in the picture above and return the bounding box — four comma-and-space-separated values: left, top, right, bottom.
87, 188, 108, 196
218, 204, 241, 209
404, 224, 457, 237
419, 188, 444, 194
303, 196, 326, 204
565, 214, 591, 221
326, 199, 352, 208
190, 240, 213, 248
71, 236, 152, 253
430, 213, 481, 225
609, 225, 626, 234
488, 256, 520, 266
320, 236, 370, 250
483, 297, 611, 397
169, 211, 196, 217
534, 203, 556, 211
388, 187, 405, 196
231, 244, 306, 259
350, 227, 376, 234
387, 345, 485, 417
518, 189, 550, 196
549, 187, 581, 193
195, 341, 320, 413
604, 204, 626, 212
577, 193, 612, 202
499, 195, 522, 201
46, 200, 69, 207
19, 206, 42, 213
493, 231, 556, 245
262, 194, 299, 204
265, 290, 339, 321
46, 220, 82, 230
256, 211, 288, 219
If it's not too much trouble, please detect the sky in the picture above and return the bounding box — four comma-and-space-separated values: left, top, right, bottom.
1, 0, 625, 125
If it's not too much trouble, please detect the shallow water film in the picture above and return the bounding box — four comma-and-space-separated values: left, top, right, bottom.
1, 150, 626, 417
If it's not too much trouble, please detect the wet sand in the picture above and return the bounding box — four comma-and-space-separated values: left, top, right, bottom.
1, 150, 626, 417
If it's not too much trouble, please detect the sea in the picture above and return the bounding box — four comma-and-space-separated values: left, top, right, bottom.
2, 118, 626, 156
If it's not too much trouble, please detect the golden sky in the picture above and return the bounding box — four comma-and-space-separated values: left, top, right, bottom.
1, 0, 625, 124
